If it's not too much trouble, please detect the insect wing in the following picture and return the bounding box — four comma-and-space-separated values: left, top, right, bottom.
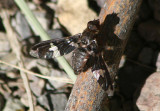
91, 55, 113, 94
30, 34, 81, 59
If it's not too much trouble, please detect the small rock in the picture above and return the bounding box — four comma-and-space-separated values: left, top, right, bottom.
57, 0, 97, 35
139, 0, 152, 20
0, 53, 18, 73
12, 82, 26, 98
11, 12, 32, 40
95, 0, 105, 8
138, 20, 160, 42
50, 93, 67, 111
29, 75, 45, 96
33, 10, 50, 31
48, 69, 68, 89
29, 59, 68, 88
125, 31, 144, 59
36, 59, 53, 75
38, 93, 67, 111
148, 0, 160, 22
27, 2, 37, 10
136, 72, 160, 111
118, 63, 153, 99
47, 29, 63, 39
3, 98, 25, 111
20, 93, 36, 107
138, 47, 153, 65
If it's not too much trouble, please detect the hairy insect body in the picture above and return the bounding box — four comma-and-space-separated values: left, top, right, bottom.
72, 48, 89, 74
72, 22, 99, 74
30, 20, 114, 94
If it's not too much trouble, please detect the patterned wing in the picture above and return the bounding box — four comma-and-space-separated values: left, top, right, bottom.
30, 33, 81, 59
91, 54, 114, 96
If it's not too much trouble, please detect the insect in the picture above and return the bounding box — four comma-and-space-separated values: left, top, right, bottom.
30, 20, 114, 95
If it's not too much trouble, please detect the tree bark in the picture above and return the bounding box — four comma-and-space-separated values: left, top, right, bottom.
65, 0, 143, 110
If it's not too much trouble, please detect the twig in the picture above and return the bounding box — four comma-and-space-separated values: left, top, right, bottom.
65, 0, 143, 110
0, 60, 74, 84
1, 10, 35, 111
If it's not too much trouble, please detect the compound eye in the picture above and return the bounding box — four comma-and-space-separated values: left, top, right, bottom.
88, 25, 93, 30
89, 25, 97, 31
88, 25, 92, 30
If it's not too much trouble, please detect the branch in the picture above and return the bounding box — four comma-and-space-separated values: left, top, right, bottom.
65, 0, 143, 110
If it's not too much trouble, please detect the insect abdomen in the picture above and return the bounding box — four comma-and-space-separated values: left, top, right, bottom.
72, 48, 89, 74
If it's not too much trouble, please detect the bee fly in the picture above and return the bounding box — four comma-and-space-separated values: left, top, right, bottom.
30, 20, 114, 95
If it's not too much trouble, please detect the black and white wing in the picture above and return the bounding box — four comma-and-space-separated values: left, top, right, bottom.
30, 34, 81, 59
91, 54, 114, 96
